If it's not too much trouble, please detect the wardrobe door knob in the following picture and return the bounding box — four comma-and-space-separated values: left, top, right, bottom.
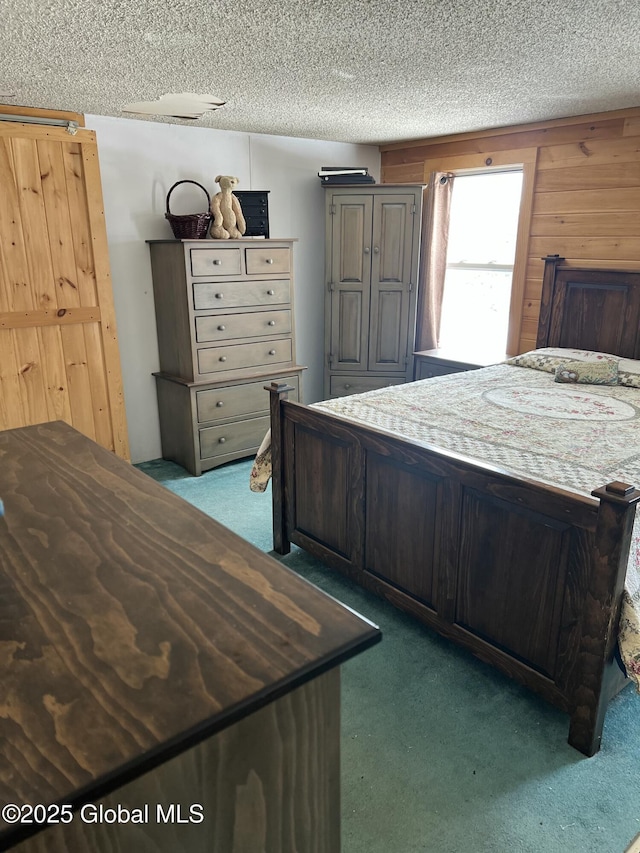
364, 247, 370, 255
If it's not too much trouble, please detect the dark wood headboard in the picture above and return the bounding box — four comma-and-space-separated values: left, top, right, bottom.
537, 255, 640, 359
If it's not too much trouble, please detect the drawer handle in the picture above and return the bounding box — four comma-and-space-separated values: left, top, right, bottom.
269, 349, 276, 356
219, 356, 227, 362
268, 320, 276, 326
267, 289, 275, 296
215, 293, 224, 299
217, 324, 226, 331
218, 437, 226, 444
266, 258, 274, 264
344, 384, 351, 389
216, 401, 224, 407
213, 259, 222, 265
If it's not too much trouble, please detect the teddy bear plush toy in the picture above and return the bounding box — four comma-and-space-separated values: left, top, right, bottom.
210, 175, 246, 239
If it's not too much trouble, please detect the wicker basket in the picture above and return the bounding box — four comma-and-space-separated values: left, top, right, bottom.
165, 180, 212, 239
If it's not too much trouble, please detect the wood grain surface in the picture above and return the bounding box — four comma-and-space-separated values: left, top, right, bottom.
12, 672, 340, 853
0, 421, 380, 847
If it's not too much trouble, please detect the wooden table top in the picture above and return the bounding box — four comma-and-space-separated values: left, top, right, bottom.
0, 422, 380, 846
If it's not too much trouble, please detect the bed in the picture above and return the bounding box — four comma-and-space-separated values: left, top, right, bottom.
259, 256, 640, 756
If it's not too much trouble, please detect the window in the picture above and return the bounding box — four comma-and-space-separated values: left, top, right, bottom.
438, 170, 523, 352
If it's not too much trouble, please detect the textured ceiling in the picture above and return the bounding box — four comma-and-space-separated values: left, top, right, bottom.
3, 0, 640, 145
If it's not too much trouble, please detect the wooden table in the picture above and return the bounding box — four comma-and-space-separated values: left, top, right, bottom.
0, 422, 381, 852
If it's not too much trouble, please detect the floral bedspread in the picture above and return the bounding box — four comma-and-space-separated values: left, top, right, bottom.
251, 362, 640, 687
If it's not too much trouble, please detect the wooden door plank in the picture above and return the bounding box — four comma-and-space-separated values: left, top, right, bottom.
63, 142, 99, 307
38, 139, 82, 309
0, 330, 26, 429
13, 327, 50, 425
0, 138, 33, 312
10, 136, 57, 309
81, 142, 130, 459
83, 321, 115, 451
60, 323, 97, 442
37, 325, 73, 424
0, 307, 101, 329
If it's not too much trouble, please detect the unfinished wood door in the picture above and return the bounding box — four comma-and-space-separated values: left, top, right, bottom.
0, 119, 129, 458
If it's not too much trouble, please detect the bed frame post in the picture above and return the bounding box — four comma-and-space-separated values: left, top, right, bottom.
536, 255, 565, 347
267, 382, 295, 555
568, 480, 640, 756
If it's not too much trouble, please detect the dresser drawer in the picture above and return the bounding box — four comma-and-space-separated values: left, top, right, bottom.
329, 374, 405, 397
195, 309, 292, 343
198, 339, 293, 375
193, 279, 291, 310
190, 247, 242, 277
196, 375, 300, 423
245, 247, 290, 275
199, 415, 270, 460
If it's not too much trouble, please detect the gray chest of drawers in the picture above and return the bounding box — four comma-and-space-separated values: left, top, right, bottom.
148, 239, 304, 475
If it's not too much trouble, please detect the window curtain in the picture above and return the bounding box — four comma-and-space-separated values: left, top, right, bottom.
415, 173, 454, 351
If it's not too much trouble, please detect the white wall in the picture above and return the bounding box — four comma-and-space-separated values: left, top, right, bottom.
86, 115, 380, 463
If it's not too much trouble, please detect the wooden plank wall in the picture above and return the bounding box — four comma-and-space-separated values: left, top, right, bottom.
380, 107, 640, 353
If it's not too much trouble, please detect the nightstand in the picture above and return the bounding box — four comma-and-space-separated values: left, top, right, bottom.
413, 348, 510, 380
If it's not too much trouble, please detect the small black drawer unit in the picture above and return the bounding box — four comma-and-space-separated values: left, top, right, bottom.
235, 190, 270, 238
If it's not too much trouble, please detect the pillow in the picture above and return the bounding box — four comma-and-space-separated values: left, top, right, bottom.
618, 358, 640, 388
507, 347, 619, 374
554, 359, 619, 385
506, 348, 640, 388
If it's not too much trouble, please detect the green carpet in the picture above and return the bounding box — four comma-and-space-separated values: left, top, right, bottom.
137, 457, 640, 853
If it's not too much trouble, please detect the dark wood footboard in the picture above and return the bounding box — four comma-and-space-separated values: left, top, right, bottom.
268, 384, 640, 756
